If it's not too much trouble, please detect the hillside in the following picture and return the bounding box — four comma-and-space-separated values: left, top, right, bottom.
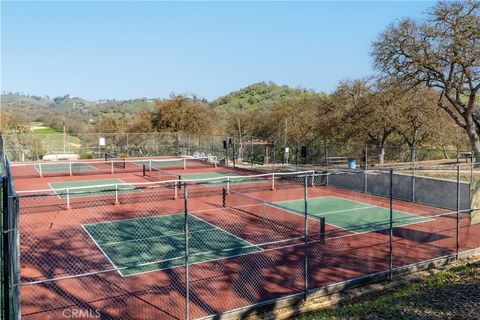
210, 82, 324, 110
1, 83, 327, 130
0, 93, 156, 124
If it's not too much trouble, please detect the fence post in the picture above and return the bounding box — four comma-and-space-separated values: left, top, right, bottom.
470, 153, 474, 184
456, 165, 460, 259
364, 145, 368, 193
250, 136, 254, 170
184, 182, 190, 320
325, 141, 329, 185
232, 139, 236, 168
303, 175, 309, 299
389, 169, 393, 280
126, 133, 129, 156
411, 146, 416, 202
2, 176, 10, 319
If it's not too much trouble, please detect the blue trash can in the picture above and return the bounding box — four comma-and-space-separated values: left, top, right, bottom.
348, 158, 356, 169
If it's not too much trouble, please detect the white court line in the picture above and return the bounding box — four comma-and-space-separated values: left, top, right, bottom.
33, 164, 41, 175
47, 182, 62, 200
190, 214, 261, 249
81, 224, 124, 277
115, 178, 144, 194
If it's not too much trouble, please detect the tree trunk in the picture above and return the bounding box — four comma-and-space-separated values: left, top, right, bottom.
173, 133, 181, 156
465, 118, 480, 166
376, 144, 385, 165
442, 146, 450, 159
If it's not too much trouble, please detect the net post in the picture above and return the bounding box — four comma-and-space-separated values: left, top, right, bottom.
222, 187, 227, 207
110, 161, 114, 174
183, 158, 187, 170
183, 182, 190, 320
69, 162, 73, 176
174, 178, 179, 199
310, 171, 315, 187
226, 177, 230, 193
143, 164, 146, 177
319, 217, 325, 244
39, 163, 43, 178
388, 169, 393, 280
115, 184, 119, 205
66, 188, 70, 209
303, 174, 309, 299
271, 173, 275, 190
149, 160, 152, 171
456, 164, 460, 259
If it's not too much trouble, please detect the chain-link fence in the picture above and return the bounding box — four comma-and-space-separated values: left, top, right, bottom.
2, 141, 480, 319
1, 135, 21, 320
3, 133, 471, 170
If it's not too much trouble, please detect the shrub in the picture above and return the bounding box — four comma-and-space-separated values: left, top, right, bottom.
79, 152, 94, 159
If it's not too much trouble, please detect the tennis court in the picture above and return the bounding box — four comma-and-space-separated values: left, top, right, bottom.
11, 162, 475, 320
272, 196, 432, 234
82, 213, 261, 276
49, 178, 139, 198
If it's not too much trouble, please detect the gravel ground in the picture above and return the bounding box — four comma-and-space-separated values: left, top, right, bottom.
297, 255, 480, 320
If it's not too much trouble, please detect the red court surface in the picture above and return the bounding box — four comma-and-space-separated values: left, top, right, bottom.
12, 161, 480, 319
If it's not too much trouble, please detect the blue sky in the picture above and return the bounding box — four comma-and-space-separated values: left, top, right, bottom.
1, 1, 434, 101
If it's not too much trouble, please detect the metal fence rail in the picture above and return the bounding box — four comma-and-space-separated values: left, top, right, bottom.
1, 145, 480, 318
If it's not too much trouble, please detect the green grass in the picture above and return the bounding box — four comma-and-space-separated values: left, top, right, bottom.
83, 214, 261, 276
29, 123, 82, 153
273, 196, 431, 233
31, 127, 63, 134
298, 258, 480, 320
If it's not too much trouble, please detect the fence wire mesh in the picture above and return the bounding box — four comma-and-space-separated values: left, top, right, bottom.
1, 145, 480, 319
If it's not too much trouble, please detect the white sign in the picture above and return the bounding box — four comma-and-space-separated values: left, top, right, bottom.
99, 137, 105, 146
285, 147, 290, 153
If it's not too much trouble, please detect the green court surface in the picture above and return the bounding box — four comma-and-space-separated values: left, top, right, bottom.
36, 162, 98, 173
49, 178, 139, 198
83, 214, 261, 276
182, 172, 265, 185
273, 196, 432, 233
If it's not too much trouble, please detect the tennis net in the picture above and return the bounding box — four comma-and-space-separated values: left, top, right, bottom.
222, 189, 325, 243
105, 153, 126, 169
143, 164, 182, 185
10, 157, 217, 179
17, 179, 180, 211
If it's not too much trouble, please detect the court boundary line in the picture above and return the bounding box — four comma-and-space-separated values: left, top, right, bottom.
81, 224, 124, 277
47, 182, 62, 200
82, 213, 263, 278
